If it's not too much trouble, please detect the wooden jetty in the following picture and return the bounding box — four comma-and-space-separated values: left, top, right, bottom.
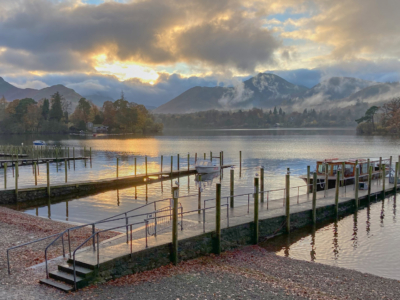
0, 165, 233, 204
0, 157, 87, 168
0, 153, 28, 158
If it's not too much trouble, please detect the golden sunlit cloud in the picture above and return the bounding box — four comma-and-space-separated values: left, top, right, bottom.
94, 55, 159, 83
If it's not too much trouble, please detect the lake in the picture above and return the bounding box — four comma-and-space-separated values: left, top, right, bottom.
1, 128, 400, 280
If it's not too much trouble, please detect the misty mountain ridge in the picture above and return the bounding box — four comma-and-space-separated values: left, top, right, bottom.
155, 73, 400, 114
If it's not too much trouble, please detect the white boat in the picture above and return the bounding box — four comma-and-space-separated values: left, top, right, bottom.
195, 161, 221, 174
33, 140, 46, 146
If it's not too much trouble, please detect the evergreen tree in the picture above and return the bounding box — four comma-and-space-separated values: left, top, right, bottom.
273, 107, 277, 115
49, 92, 63, 122
42, 98, 50, 120
279, 107, 283, 115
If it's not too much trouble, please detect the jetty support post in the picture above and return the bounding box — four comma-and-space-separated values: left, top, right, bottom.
221, 151, 224, 166
46, 162, 50, 196
368, 165, 372, 198
195, 153, 197, 164
335, 171, 340, 216
307, 166, 310, 194
254, 177, 259, 244
260, 167, 264, 202
342, 162, 345, 187
214, 183, 222, 254
4, 162, 7, 189
204, 153, 206, 160
177, 154, 180, 171
312, 172, 317, 224
145, 156, 148, 176
171, 186, 179, 265
134, 157, 137, 176
390, 156, 393, 180
355, 167, 359, 208
116, 158, 119, 179
187, 153, 190, 171
395, 162, 399, 191
210, 151, 212, 162
73, 147, 75, 170
34, 162, 37, 186
285, 172, 290, 232
230, 168, 234, 208
65, 159, 67, 183
170, 156, 173, 174
324, 163, 328, 197
239, 151, 242, 177
90, 147, 92, 168
198, 174, 202, 214
382, 163, 386, 193
161, 155, 163, 173
379, 157, 382, 183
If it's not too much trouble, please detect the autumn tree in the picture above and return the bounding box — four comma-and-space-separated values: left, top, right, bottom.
381, 98, 400, 133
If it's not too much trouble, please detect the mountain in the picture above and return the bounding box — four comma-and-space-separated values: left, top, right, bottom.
154, 73, 309, 114
0, 77, 83, 111
341, 82, 400, 105
84, 94, 115, 107
302, 77, 376, 101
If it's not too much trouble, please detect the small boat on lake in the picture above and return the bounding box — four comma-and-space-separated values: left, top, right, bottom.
301, 157, 390, 191
195, 160, 221, 174
33, 140, 46, 146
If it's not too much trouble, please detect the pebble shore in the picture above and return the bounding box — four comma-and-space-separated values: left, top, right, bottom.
1, 206, 400, 299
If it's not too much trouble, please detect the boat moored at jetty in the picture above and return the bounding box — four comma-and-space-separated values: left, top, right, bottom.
195, 160, 221, 174
33, 140, 46, 146
301, 157, 390, 191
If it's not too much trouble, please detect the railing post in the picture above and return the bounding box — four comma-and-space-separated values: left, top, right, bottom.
260, 167, 264, 203
307, 166, 310, 194
34, 162, 37, 186
230, 168, 234, 207
46, 161, 50, 197
254, 177, 259, 244
312, 172, 317, 224
335, 171, 340, 216
4, 162, 7, 189
355, 167, 359, 208
171, 186, 179, 265
215, 183, 221, 254
382, 163, 386, 193
198, 175, 202, 214
285, 172, 290, 232
395, 162, 399, 191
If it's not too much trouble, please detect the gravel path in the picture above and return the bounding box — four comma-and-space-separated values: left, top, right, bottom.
1, 206, 400, 299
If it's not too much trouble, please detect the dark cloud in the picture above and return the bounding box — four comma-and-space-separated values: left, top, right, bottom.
0, 0, 279, 72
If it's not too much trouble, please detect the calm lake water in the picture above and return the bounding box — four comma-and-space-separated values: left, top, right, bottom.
1, 128, 400, 280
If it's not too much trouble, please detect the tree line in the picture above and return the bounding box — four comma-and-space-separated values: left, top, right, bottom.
0, 92, 162, 134
155, 105, 364, 129
356, 97, 400, 135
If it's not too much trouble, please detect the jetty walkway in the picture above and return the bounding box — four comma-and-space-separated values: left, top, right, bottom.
6, 173, 396, 292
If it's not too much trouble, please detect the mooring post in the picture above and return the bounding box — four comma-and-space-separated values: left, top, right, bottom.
204, 153, 206, 160
215, 183, 222, 254
379, 157, 382, 182
134, 157, 137, 176
171, 186, 179, 265
198, 174, 202, 214
210, 151, 212, 162
56, 148, 59, 173
382, 163, 386, 193
254, 177, 259, 244
307, 166, 310, 194
195, 153, 197, 164
230, 168, 234, 207
4, 162, 7, 189
65, 159, 67, 183
145, 156, 148, 176
285, 171, 290, 232
324, 163, 328, 197
368, 165, 372, 197
390, 156, 393, 180
84, 147, 87, 167
221, 151, 224, 166
335, 171, 340, 216
15, 163, 18, 198
355, 167, 359, 208
342, 162, 345, 187
46, 161, 50, 196
161, 155, 163, 173
187, 153, 190, 171
395, 162, 399, 191
260, 167, 264, 202
73, 147, 75, 170
312, 172, 317, 224
170, 156, 173, 174
177, 154, 180, 171
239, 151, 242, 177
34, 162, 37, 186
116, 158, 119, 178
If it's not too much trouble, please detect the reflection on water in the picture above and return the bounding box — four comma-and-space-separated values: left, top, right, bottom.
261, 195, 400, 280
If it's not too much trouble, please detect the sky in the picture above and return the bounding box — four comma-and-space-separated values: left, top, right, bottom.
0, 0, 400, 106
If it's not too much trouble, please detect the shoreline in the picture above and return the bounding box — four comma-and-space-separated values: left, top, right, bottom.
1, 207, 399, 299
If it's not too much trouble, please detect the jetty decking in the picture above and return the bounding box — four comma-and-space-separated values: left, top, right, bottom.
35, 176, 397, 292
0, 157, 87, 168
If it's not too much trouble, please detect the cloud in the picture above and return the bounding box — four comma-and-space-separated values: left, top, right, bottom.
218, 79, 253, 107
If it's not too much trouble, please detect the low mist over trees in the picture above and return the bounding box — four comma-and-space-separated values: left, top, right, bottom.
0, 92, 163, 134
357, 97, 400, 135
156, 105, 364, 129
